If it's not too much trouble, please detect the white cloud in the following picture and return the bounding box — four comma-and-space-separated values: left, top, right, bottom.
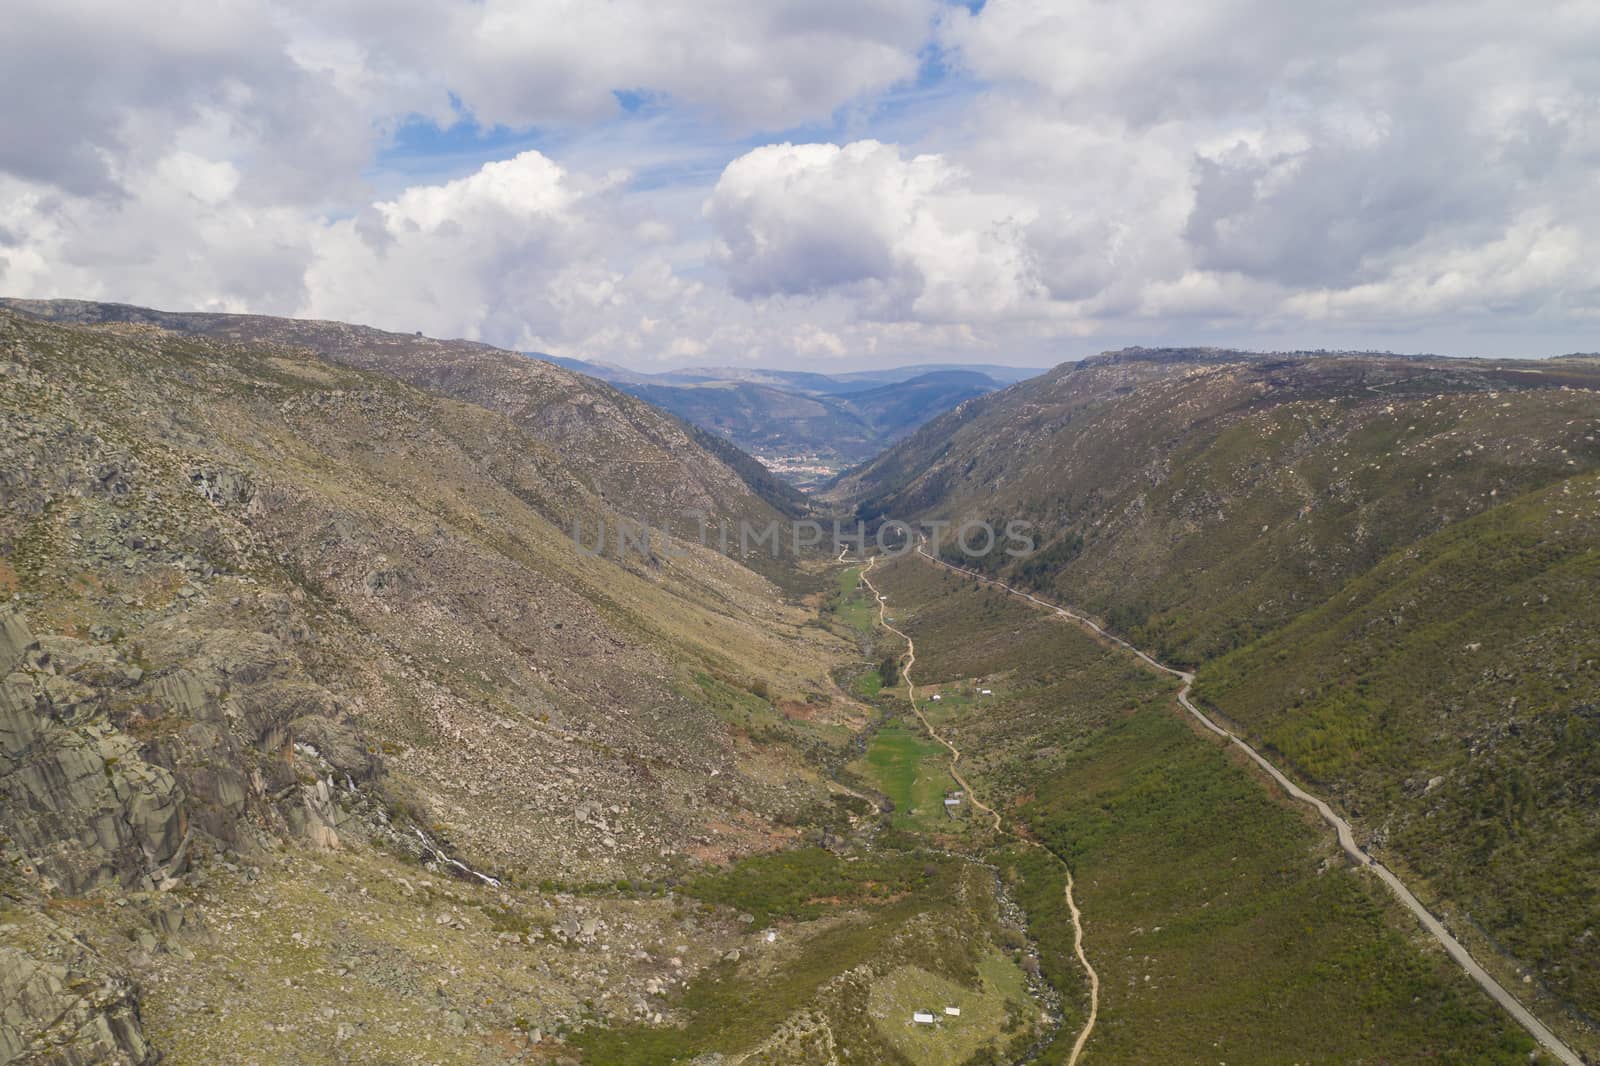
927, 0, 1600, 342
2, 0, 1599, 365
0, 157, 313, 314
707, 140, 1043, 321
441, 0, 935, 130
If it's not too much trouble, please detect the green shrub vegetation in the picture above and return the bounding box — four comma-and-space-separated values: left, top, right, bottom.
872, 551, 1538, 1062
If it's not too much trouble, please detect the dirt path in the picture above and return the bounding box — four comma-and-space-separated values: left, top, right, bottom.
858, 554, 1101, 1065
913, 546, 1584, 1066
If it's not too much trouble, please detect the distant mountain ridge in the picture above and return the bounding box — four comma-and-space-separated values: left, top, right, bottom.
535, 355, 1041, 395
529, 354, 1040, 482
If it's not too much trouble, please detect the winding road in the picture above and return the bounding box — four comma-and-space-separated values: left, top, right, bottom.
858, 554, 1101, 1065
910, 545, 1584, 1066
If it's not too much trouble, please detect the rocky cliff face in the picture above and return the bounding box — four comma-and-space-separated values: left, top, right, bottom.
0, 610, 166, 1065
1, 939, 155, 1066
1, 611, 186, 896
0, 596, 393, 1062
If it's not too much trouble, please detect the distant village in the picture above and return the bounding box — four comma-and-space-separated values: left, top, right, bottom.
753, 451, 844, 488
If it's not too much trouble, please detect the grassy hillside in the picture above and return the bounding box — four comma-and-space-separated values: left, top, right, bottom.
871, 553, 1543, 1062
834, 350, 1600, 665
826, 347, 1600, 1051
1195, 471, 1600, 1030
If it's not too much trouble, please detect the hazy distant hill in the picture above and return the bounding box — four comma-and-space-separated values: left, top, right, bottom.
532, 355, 1033, 480
618, 369, 998, 472
537, 355, 1040, 396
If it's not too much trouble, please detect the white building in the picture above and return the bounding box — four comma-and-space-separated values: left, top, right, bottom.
912, 1011, 935, 1025
944, 1006, 961, 1017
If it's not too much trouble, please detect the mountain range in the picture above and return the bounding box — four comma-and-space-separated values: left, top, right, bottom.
2, 302, 1596, 1064
535, 354, 1041, 484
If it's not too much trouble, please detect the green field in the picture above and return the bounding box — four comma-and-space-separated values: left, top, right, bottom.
868, 949, 1037, 1066
854, 721, 963, 832
854, 667, 885, 699
828, 564, 879, 635
577, 853, 1046, 1064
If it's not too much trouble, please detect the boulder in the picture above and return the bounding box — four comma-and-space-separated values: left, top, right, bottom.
0, 609, 38, 676
0, 673, 187, 894
0, 945, 156, 1066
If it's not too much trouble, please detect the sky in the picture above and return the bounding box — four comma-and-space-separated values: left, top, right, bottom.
2, 0, 1598, 370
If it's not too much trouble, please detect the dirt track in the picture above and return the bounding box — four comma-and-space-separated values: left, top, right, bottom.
911, 545, 1584, 1066
858, 554, 1101, 1065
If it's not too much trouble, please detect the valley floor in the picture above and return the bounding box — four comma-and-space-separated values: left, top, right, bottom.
904, 544, 1586, 1065
840, 549, 1553, 1064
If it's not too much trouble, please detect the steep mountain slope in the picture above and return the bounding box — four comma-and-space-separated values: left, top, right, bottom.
1193, 476, 1600, 1023
1, 297, 805, 525
827, 347, 1600, 1048
834, 349, 1600, 660
0, 309, 861, 1061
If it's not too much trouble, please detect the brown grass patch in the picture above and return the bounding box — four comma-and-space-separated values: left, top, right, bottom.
777, 699, 819, 721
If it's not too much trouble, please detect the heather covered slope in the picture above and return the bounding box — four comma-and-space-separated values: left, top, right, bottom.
1194, 473, 1600, 1027
827, 347, 1600, 1049
831, 349, 1600, 665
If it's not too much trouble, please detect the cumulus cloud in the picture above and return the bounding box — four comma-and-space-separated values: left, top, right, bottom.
262, 0, 940, 141
938, 0, 1600, 337
440, 0, 935, 130
1, 0, 375, 204
304, 152, 592, 343
0, 156, 313, 314
707, 141, 1043, 320
2, 0, 1598, 364
2, 0, 936, 203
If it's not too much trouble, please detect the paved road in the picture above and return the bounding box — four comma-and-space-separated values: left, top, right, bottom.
858, 555, 1101, 1065
913, 546, 1584, 1066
